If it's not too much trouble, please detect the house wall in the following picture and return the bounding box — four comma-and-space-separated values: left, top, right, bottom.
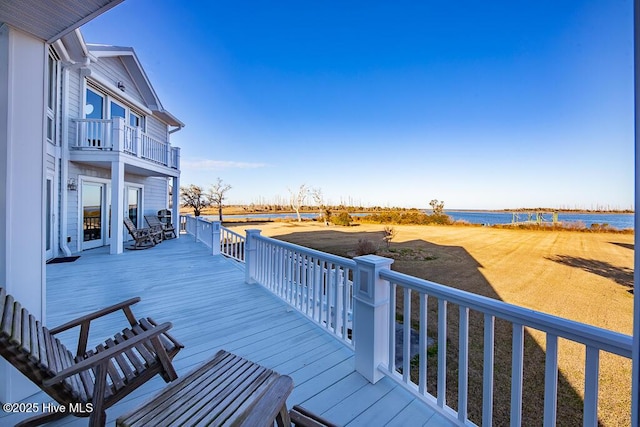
0, 23, 46, 403
90, 57, 145, 106
65, 162, 169, 253
66, 67, 82, 146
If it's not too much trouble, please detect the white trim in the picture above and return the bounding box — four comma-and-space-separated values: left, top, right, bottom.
45, 170, 56, 260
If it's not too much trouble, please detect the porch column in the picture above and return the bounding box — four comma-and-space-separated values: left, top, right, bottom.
353, 255, 394, 384
110, 160, 124, 254
172, 175, 180, 239
0, 24, 45, 403
244, 229, 261, 284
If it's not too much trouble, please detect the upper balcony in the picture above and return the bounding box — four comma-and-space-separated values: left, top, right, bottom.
70, 117, 180, 177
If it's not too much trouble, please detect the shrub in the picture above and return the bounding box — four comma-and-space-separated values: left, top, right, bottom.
333, 211, 353, 226
383, 226, 397, 249
355, 239, 377, 256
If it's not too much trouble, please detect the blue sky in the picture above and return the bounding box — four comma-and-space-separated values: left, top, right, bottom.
81, 1, 634, 210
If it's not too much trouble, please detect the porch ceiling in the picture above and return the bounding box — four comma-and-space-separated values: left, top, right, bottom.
69, 157, 179, 178
0, 0, 124, 43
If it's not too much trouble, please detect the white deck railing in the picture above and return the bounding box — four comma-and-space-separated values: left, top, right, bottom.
249, 232, 355, 347
221, 227, 245, 262
72, 118, 179, 169
374, 265, 633, 426
182, 222, 634, 426
182, 216, 245, 261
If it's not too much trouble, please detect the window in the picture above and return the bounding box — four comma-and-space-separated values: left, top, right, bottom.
85, 88, 104, 119
46, 50, 59, 144
110, 101, 126, 119
130, 111, 145, 131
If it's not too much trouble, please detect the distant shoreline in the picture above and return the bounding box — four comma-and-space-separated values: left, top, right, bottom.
205, 206, 635, 216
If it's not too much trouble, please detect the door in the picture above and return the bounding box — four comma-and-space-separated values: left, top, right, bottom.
81, 181, 107, 250
125, 186, 142, 242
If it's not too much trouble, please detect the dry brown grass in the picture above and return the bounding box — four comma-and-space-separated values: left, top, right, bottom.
225, 221, 634, 426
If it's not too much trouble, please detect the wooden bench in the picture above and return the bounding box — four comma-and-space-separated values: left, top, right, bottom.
116, 349, 294, 427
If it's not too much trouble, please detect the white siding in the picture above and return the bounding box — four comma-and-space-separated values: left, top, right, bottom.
91, 57, 145, 106
66, 68, 81, 147
143, 177, 168, 216
146, 114, 168, 142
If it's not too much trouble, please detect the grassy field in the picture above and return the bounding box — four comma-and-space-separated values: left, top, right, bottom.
225, 221, 634, 426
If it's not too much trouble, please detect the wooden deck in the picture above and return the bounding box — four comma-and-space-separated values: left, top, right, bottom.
2, 237, 453, 426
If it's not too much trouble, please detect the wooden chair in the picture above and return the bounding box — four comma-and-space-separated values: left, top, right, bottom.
290, 405, 338, 427
124, 217, 162, 249
0, 287, 183, 427
144, 215, 176, 240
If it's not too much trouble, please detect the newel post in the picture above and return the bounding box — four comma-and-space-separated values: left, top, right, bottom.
353, 255, 394, 384
112, 117, 125, 151
211, 221, 221, 255
245, 229, 262, 284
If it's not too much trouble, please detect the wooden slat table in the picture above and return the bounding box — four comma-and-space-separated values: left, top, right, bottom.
116, 350, 294, 427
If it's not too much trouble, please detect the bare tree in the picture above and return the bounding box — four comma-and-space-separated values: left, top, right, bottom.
288, 184, 308, 222
180, 184, 211, 217
310, 187, 329, 224
209, 178, 232, 222
429, 199, 445, 215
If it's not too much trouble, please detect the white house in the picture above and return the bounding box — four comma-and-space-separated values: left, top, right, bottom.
54, 34, 183, 258
1, 1, 639, 424
0, 0, 182, 402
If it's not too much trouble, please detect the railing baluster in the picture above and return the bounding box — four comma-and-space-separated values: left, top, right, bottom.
584, 346, 600, 427
458, 305, 469, 423
437, 299, 447, 408
544, 333, 558, 427
389, 282, 397, 373
403, 287, 411, 384
483, 313, 495, 426
511, 323, 524, 426
418, 292, 428, 396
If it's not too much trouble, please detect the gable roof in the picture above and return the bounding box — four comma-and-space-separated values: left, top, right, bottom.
0, 0, 124, 43
86, 44, 184, 129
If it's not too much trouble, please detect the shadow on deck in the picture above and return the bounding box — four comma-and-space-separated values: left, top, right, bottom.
2, 237, 453, 426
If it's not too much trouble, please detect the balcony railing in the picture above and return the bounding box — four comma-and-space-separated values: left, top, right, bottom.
181, 217, 634, 425
72, 118, 180, 169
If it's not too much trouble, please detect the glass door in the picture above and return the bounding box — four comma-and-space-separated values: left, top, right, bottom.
81, 181, 106, 250
125, 186, 142, 242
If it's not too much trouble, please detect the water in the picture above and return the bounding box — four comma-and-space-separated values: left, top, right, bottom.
215, 211, 635, 230
447, 211, 634, 230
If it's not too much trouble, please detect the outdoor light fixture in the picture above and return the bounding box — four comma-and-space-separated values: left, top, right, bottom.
117, 81, 125, 91
67, 178, 77, 191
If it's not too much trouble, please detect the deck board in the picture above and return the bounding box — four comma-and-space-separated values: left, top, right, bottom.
1, 237, 454, 426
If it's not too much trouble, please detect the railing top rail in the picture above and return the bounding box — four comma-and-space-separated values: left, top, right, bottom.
255, 234, 357, 269
380, 268, 632, 357
221, 226, 244, 240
